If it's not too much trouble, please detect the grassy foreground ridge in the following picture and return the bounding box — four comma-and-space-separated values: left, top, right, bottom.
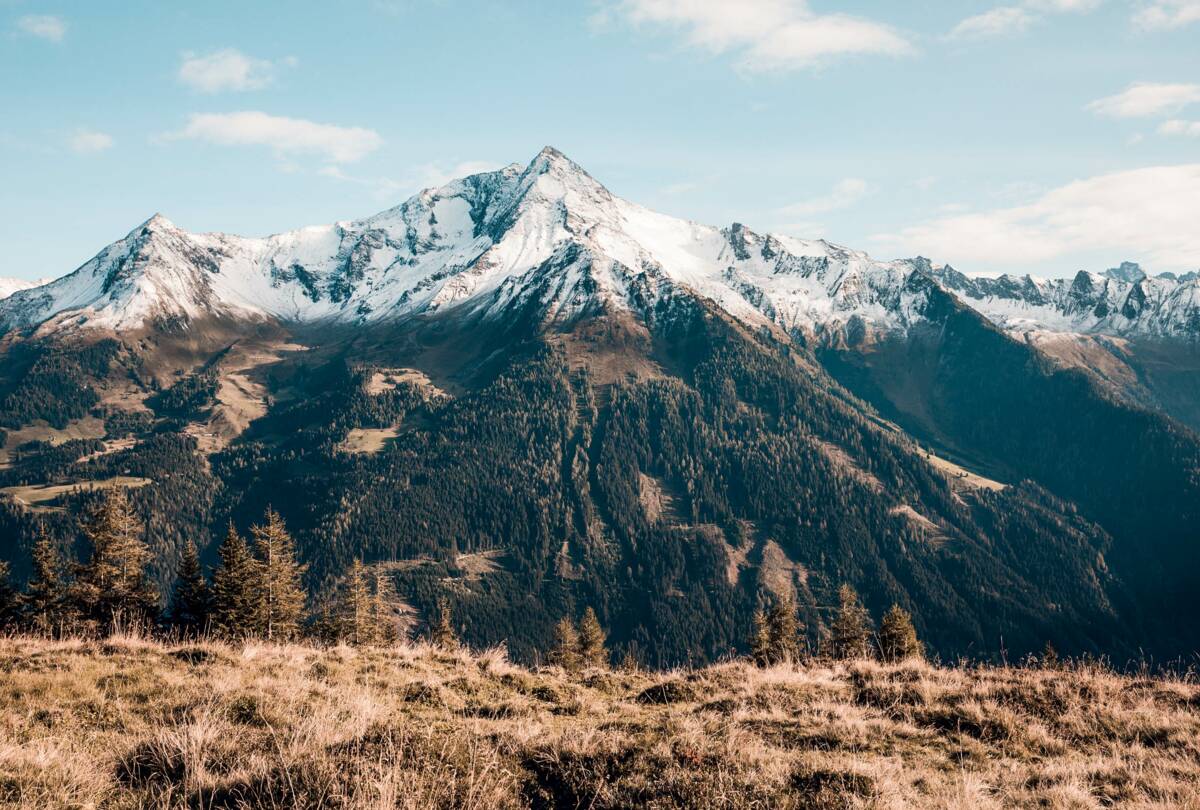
0, 635, 1198, 809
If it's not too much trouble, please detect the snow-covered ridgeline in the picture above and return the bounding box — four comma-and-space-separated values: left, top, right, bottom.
1, 146, 1196, 342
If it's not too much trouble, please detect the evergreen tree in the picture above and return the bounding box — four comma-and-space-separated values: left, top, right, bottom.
877, 604, 923, 662
578, 607, 608, 669
21, 529, 72, 635
750, 607, 772, 667
250, 508, 307, 642
370, 570, 399, 645
210, 523, 260, 639
831, 584, 873, 660
549, 616, 582, 672
430, 596, 457, 649
1041, 641, 1060, 669
768, 595, 803, 664
336, 558, 375, 646
0, 560, 16, 629
168, 541, 211, 635
71, 488, 158, 633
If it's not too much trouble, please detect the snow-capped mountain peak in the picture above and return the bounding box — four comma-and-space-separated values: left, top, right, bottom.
2, 147, 1198, 343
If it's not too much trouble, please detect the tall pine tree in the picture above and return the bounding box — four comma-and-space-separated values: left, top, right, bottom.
21, 529, 72, 635
250, 508, 307, 642
335, 558, 375, 646
370, 570, 400, 645
750, 607, 772, 667
71, 488, 158, 633
550, 616, 582, 672
168, 541, 211, 635
210, 523, 260, 639
768, 595, 802, 664
578, 607, 608, 669
831, 584, 874, 660
429, 596, 457, 649
0, 559, 16, 630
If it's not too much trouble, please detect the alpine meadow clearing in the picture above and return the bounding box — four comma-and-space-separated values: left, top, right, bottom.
0, 634, 1198, 809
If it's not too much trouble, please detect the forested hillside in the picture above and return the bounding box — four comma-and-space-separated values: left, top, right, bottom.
3, 289, 1181, 665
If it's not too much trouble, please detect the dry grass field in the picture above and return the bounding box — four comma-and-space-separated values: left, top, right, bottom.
0, 635, 1197, 809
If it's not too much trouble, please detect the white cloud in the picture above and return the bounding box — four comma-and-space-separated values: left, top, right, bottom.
169, 111, 382, 164
69, 130, 114, 154
779, 178, 871, 217
947, 0, 1098, 40
1086, 82, 1200, 117
948, 6, 1034, 39
16, 14, 65, 42
1159, 119, 1200, 136
321, 159, 502, 201
873, 164, 1200, 271
178, 49, 292, 93
1027, 0, 1102, 10
412, 160, 503, 189
1133, 0, 1200, 28
599, 0, 912, 71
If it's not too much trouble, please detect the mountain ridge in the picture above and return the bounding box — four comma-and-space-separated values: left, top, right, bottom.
5, 146, 1200, 346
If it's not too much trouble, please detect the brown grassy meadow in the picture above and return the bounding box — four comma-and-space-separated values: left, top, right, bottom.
0, 635, 1198, 808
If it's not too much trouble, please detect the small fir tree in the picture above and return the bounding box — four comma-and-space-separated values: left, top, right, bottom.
250, 508, 307, 642
0, 560, 16, 629
578, 607, 608, 669
209, 523, 260, 638
831, 584, 873, 660
370, 570, 400, 645
21, 529, 72, 635
750, 607, 773, 667
877, 604, 923, 662
768, 595, 803, 664
168, 541, 211, 635
430, 596, 458, 649
71, 488, 158, 633
337, 558, 375, 646
549, 616, 582, 672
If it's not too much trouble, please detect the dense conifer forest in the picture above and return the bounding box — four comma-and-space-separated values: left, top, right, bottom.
0, 296, 1197, 666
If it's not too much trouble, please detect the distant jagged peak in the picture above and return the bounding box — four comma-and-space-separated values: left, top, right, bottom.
2, 146, 1199, 343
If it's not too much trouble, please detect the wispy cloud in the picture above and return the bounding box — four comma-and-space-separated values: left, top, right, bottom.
873, 164, 1200, 271
1086, 82, 1200, 117
595, 0, 913, 72
1133, 0, 1200, 29
320, 159, 502, 201
948, 7, 1034, 39
946, 0, 1098, 40
167, 111, 382, 164
16, 14, 65, 42
69, 130, 114, 154
178, 49, 296, 93
1159, 119, 1200, 136
779, 178, 871, 217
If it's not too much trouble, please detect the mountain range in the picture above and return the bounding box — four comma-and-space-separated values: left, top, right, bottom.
4, 147, 1200, 344
1, 147, 1198, 665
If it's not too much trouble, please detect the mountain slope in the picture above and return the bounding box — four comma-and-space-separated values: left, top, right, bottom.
0, 147, 1198, 664
0, 277, 46, 300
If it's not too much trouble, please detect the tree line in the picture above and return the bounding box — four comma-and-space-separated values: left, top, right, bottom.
0, 486, 929, 670
749, 585, 923, 666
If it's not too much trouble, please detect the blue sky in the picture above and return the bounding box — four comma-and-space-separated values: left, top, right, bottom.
1, 0, 1198, 280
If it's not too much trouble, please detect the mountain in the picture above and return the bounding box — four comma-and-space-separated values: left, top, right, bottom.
6, 148, 1200, 352
0, 277, 47, 301
1, 146, 1198, 665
